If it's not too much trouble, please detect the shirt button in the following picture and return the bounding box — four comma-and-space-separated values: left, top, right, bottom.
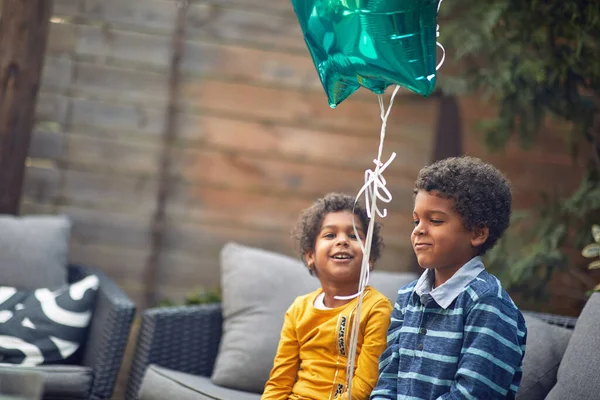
420, 328, 427, 335
416, 343, 423, 350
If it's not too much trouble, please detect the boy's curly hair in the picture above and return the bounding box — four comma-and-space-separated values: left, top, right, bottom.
414, 156, 512, 255
292, 193, 383, 270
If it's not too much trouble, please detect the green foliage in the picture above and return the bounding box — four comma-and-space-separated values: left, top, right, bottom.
484, 171, 600, 300
158, 287, 221, 307
439, 0, 600, 305
582, 224, 600, 292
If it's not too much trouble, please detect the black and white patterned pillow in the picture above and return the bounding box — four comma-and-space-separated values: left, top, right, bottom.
0, 275, 99, 366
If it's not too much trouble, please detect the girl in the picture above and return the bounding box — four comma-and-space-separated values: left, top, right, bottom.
261, 193, 392, 400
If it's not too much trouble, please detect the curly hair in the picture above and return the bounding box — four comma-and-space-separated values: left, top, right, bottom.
414, 156, 512, 255
292, 193, 383, 272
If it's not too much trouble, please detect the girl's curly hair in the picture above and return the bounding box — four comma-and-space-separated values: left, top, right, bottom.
415, 156, 512, 255
292, 193, 383, 270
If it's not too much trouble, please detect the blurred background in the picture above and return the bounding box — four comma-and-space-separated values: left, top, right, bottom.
2, 1, 599, 397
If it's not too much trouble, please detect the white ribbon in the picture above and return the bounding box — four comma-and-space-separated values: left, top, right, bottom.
436, 0, 445, 71
337, 84, 401, 399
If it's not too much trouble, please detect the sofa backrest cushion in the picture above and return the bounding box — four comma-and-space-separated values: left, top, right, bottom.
516, 315, 572, 399
0, 215, 71, 290
545, 293, 600, 400
211, 242, 417, 393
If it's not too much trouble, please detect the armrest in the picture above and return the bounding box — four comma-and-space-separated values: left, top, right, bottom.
126, 303, 223, 400
522, 310, 578, 329
70, 265, 136, 400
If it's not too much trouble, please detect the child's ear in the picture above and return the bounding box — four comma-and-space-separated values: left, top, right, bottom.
305, 251, 315, 268
470, 227, 489, 248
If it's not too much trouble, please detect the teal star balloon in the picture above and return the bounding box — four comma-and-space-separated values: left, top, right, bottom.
291, 0, 440, 108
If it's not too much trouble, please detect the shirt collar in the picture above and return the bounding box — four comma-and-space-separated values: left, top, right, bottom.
414, 256, 485, 309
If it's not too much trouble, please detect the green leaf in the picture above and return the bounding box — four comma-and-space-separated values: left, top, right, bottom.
592, 225, 600, 243
582, 243, 600, 258
589, 260, 600, 270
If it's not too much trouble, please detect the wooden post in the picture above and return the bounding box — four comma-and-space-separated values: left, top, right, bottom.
144, 0, 189, 308
0, 0, 54, 215
432, 93, 463, 162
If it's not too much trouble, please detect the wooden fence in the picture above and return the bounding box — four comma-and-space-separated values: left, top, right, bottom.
22, 0, 584, 310
22, 0, 439, 308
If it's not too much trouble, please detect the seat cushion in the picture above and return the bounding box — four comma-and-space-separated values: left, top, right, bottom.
211, 242, 417, 393
0, 215, 71, 290
546, 293, 600, 400
6, 365, 93, 400
516, 315, 572, 400
0, 366, 45, 398
139, 364, 261, 400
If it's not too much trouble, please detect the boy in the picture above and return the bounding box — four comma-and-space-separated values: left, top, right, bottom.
371, 156, 526, 399
262, 193, 392, 400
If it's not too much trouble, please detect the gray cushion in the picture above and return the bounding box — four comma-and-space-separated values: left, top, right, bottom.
0, 215, 71, 290
140, 364, 261, 400
0, 366, 44, 398
2, 365, 93, 400
516, 316, 572, 400
546, 293, 600, 400
211, 242, 417, 393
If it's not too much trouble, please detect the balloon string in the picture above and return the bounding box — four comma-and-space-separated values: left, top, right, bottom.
436, 0, 445, 71
337, 85, 400, 399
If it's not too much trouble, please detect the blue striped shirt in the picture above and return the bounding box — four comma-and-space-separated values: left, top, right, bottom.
371, 258, 527, 399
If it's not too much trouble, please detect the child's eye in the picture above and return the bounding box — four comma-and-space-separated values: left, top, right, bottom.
349, 234, 357, 240
431, 220, 443, 224
323, 233, 335, 238
412, 220, 419, 226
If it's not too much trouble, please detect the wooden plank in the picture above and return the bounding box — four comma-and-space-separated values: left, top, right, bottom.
55, 134, 418, 216
41, 55, 73, 91
182, 40, 320, 90
43, 77, 433, 143
62, 169, 158, 215
178, 113, 433, 173
70, 241, 148, 282
67, 31, 318, 93
81, 0, 178, 34
181, 79, 434, 134
61, 205, 150, 250
169, 181, 416, 232
70, 97, 165, 137
205, 0, 294, 14
47, 21, 77, 54
35, 92, 70, 123
21, 165, 61, 204
174, 147, 416, 199
19, 199, 55, 215
73, 62, 169, 105
66, 133, 161, 175
158, 221, 413, 291
61, 98, 433, 174
463, 125, 576, 167
52, 0, 81, 17
169, 186, 314, 230
29, 125, 66, 160
75, 25, 172, 70
186, 3, 305, 51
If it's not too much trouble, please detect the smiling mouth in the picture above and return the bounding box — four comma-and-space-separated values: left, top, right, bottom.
414, 243, 432, 251
331, 253, 354, 260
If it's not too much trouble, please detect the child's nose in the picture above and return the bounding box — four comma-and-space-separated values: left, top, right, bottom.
413, 223, 426, 235
336, 235, 350, 245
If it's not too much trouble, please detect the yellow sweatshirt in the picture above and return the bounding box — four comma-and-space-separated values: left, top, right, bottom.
261, 286, 392, 400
